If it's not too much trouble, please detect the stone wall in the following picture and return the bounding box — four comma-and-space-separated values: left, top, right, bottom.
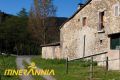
60, 0, 120, 69
42, 46, 62, 59
107, 50, 120, 70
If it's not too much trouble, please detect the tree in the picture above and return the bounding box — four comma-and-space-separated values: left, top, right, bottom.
28, 0, 56, 44
0, 16, 28, 54
0, 8, 39, 55
17, 8, 28, 18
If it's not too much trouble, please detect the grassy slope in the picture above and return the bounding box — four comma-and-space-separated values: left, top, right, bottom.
32, 56, 120, 80
0, 55, 20, 80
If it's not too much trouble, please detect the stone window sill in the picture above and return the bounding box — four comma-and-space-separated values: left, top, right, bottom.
97, 30, 105, 33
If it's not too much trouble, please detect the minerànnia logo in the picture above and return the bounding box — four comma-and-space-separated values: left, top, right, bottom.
4, 62, 55, 76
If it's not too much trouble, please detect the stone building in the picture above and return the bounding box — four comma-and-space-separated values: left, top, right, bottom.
60, 0, 120, 70
41, 17, 67, 59
41, 42, 61, 59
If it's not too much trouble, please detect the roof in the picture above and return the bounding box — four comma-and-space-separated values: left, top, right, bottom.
40, 42, 60, 47
60, 0, 92, 29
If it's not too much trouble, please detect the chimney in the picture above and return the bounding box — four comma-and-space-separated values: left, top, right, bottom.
77, 3, 84, 9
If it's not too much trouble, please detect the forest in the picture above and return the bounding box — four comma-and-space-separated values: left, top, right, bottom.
0, 0, 67, 55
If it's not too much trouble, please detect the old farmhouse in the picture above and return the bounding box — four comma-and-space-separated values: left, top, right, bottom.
42, 0, 120, 70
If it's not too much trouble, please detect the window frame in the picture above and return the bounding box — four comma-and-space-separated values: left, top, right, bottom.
113, 2, 120, 17
98, 11, 105, 32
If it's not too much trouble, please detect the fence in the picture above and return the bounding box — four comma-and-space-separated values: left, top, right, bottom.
66, 52, 120, 80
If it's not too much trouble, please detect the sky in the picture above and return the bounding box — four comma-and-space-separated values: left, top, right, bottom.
0, 0, 85, 18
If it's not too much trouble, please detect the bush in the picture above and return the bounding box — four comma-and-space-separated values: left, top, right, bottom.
80, 60, 97, 67
69, 59, 97, 67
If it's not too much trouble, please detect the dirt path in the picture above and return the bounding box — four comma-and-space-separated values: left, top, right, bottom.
16, 56, 34, 80
16, 56, 56, 80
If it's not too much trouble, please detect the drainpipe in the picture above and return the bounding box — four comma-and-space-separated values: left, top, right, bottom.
83, 35, 86, 57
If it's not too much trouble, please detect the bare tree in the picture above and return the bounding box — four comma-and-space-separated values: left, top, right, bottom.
28, 0, 56, 44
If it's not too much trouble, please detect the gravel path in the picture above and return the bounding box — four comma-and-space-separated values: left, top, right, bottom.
16, 56, 56, 80
16, 56, 34, 80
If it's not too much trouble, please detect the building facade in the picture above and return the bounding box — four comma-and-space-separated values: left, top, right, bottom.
60, 0, 120, 70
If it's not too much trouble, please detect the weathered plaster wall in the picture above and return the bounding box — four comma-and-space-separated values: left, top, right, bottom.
42, 46, 62, 59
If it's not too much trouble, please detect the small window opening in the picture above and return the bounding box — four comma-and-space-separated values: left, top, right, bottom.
100, 40, 103, 44
98, 11, 104, 31
83, 17, 87, 26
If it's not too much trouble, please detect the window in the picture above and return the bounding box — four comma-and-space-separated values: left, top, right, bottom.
98, 11, 104, 31
115, 5, 119, 16
110, 35, 120, 50
82, 17, 87, 26
113, 2, 120, 16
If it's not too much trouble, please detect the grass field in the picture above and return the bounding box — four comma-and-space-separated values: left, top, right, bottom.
0, 55, 20, 80
32, 56, 120, 80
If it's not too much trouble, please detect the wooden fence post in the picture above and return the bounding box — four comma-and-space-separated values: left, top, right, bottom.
90, 56, 93, 80
66, 57, 68, 74
106, 57, 108, 71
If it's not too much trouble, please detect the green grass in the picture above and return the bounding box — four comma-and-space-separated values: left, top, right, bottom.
32, 56, 120, 80
0, 55, 20, 80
